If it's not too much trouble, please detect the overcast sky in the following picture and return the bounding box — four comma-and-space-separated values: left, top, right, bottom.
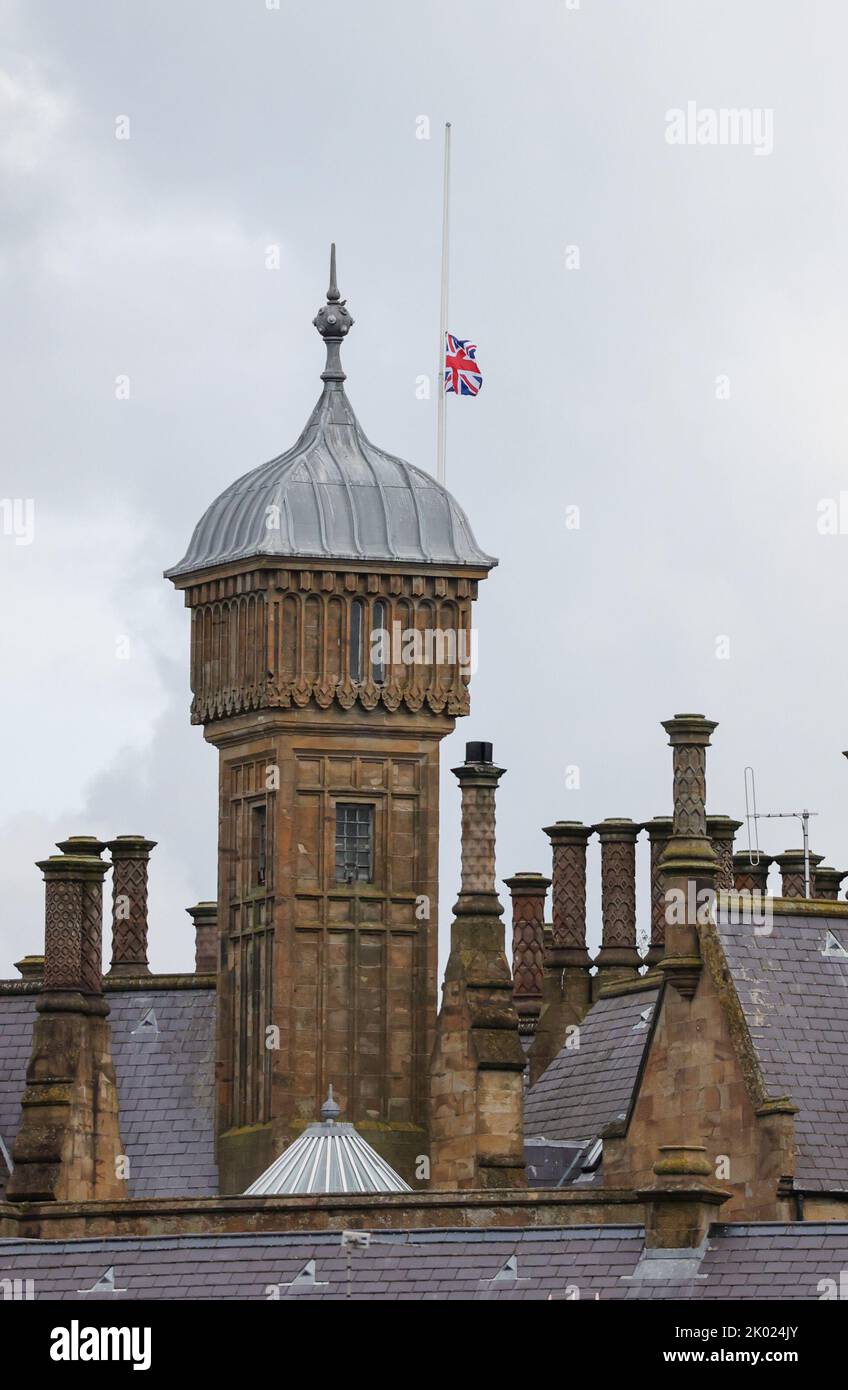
3, 0, 848, 977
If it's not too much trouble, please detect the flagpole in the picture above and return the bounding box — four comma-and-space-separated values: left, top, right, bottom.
437, 122, 451, 485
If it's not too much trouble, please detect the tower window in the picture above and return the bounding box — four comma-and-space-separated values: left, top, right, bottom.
251, 804, 268, 887
335, 804, 374, 883
350, 599, 364, 682
371, 598, 387, 685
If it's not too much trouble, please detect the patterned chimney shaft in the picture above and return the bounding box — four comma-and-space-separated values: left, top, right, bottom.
707, 816, 743, 893
662, 714, 717, 840
543, 822, 592, 956
40, 843, 109, 996
657, 715, 718, 1000
527, 822, 592, 1089
642, 816, 673, 966
775, 849, 823, 900
106, 836, 157, 977
733, 850, 772, 895
813, 866, 846, 902
186, 901, 218, 974
454, 742, 505, 907
504, 872, 550, 1035
594, 818, 641, 980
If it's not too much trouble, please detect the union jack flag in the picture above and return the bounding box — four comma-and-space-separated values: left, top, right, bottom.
444, 333, 483, 396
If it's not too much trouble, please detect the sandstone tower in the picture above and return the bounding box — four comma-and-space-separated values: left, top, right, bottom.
167, 249, 495, 1189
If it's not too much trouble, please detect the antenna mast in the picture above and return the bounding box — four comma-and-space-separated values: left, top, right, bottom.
743, 766, 818, 899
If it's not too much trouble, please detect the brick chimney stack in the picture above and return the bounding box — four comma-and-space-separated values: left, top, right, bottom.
642, 816, 673, 968
186, 901, 218, 974
707, 816, 743, 892
527, 821, 593, 1086
7, 846, 127, 1202
106, 836, 156, 977
594, 818, 641, 985
429, 742, 526, 1190
733, 850, 772, 895
657, 714, 718, 999
774, 849, 824, 900
504, 872, 550, 1041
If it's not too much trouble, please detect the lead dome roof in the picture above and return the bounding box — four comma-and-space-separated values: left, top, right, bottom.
166, 247, 495, 578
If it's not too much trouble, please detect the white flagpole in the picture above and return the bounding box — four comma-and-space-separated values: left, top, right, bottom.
436, 122, 451, 485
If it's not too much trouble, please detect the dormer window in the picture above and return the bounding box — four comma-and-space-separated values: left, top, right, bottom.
823, 930, 848, 959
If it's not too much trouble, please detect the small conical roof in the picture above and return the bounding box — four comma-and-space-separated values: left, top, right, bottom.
244, 1087, 411, 1196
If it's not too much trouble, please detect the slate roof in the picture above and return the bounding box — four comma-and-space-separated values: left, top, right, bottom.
0, 994, 34, 1202
717, 909, 848, 1193
523, 987, 658, 1147
0, 986, 218, 1200
1, 1223, 845, 1299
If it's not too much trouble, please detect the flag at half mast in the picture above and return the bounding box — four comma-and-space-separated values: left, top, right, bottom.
444, 333, 483, 396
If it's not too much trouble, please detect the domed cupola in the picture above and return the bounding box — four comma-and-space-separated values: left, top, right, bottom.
166, 246, 494, 577
166, 247, 496, 727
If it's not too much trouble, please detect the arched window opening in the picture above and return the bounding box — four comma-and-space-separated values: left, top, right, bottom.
371, 599, 387, 685
349, 598, 364, 682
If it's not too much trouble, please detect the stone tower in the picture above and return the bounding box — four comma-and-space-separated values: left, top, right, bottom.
167, 248, 495, 1190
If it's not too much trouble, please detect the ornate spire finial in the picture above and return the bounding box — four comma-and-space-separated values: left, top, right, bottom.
327, 242, 340, 302
313, 243, 354, 383
320, 1083, 341, 1124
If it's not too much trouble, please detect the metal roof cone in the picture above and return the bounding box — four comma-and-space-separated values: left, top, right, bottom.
243, 1088, 411, 1196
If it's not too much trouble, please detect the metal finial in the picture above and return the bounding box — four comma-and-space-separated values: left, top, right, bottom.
313, 245, 354, 381
327, 243, 340, 302
320, 1084, 341, 1123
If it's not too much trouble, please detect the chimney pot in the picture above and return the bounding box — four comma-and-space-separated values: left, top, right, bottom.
812, 865, 846, 902
465, 740, 493, 765
14, 954, 44, 982
55, 835, 107, 858
774, 848, 824, 900
732, 850, 772, 895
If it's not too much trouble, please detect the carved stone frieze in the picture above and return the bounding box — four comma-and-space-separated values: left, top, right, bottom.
186, 568, 476, 724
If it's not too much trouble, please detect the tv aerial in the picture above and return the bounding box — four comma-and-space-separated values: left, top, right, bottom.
743, 766, 818, 899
